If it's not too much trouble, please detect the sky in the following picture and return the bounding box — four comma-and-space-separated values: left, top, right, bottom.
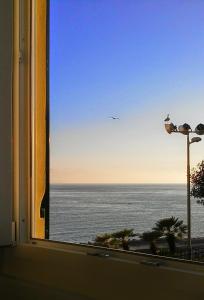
50, 0, 204, 184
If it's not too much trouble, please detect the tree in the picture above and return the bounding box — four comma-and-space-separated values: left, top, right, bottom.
141, 231, 161, 255
112, 229, 136, 251
94, 233, 119, 248
93, 228, 136, 250
191, 160, 204, 205
153, 217, 187, 255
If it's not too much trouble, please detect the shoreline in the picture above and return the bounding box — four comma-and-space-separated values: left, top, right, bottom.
129, 237, 204, 251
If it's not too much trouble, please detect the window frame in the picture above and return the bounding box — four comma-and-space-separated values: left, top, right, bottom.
31, 0, 49, 240
12, 0, 204, 268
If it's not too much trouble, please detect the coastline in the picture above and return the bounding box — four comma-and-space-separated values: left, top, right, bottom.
129, 237, 204, 251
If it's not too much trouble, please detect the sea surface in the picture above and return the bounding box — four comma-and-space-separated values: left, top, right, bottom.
50, 184, 204, 243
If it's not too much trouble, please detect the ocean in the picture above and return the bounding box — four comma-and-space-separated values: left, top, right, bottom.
50, 184, 204, 243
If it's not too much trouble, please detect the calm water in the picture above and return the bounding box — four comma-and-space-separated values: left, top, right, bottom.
50, 184, 204, 243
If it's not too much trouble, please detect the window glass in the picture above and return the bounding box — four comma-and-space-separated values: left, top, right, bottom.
50, 0, 204, 260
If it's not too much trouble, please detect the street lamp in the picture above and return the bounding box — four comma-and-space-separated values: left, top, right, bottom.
164, 115, 204, 259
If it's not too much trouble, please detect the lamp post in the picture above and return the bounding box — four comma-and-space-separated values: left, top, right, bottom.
186, 135, 201, 256
164, 116, 204, 259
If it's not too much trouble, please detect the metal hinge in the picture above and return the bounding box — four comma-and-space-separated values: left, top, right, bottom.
141, 260, 167, 267
87, 252, 110, 258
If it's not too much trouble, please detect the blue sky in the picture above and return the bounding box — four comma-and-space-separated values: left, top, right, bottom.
50, 0, 204, 183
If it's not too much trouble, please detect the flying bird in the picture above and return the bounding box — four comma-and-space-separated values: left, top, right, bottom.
164, 114, 170, 122
109, 116, 120, 120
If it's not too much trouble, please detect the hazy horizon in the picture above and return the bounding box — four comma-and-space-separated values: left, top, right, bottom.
50, 1, 204, 184
50, 182, 186, 185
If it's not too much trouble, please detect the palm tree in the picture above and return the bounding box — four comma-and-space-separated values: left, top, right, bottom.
112, 229, 136, 250
94, 233, 119, 248
153, 217, 187, 255
93, 229, 136, 250
141, 231, 161, 255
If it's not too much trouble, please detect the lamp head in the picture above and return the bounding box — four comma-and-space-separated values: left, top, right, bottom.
195, 123, 204, 135
190, 137, 202, 144
178, 123, 191, 135
165, 123, 177, 134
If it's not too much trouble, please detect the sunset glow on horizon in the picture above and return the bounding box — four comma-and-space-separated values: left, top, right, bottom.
50, 0, 204, 184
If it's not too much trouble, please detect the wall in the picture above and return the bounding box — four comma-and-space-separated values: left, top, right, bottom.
0, 0, 13, 245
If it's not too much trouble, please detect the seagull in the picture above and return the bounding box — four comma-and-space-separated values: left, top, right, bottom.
164, 114, 170, 122
109, 116, 120, 120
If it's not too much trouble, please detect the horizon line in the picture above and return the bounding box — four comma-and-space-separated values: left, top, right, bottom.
50, 182, 186, 185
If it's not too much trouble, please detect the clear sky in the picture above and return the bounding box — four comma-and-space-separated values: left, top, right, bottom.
50, 0, 204, 184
